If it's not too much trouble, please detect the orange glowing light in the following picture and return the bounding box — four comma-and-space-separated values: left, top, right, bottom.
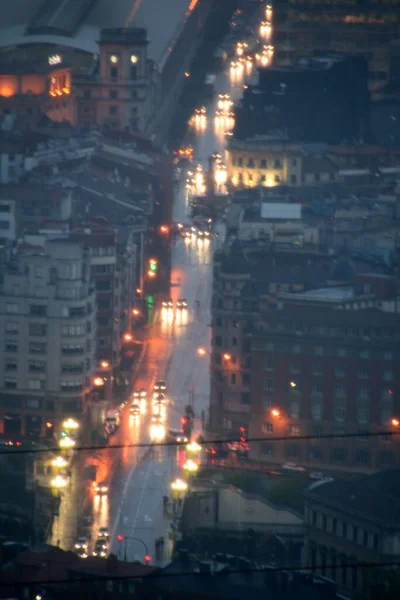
132, 308, 140, 316
392, 418, 400, 427
197, 347, 207, 357
147, 270, 156, 278
100, 360, 110, 369
271, 409, 280, 418
136, 288, 142, 295
223, 353, 231, 361
159, 225, 169, 234
123, 333, 133, 342
93, 377, 104, 387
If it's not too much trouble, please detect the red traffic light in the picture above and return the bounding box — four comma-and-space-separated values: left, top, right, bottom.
144, 554, 151, 563
117, 534, 124, 542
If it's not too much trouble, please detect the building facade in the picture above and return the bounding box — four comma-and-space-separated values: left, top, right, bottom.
74, 28, 157, 132
303, 470, 400, 596
248, 295, 400, 472
0, 238, 96, 439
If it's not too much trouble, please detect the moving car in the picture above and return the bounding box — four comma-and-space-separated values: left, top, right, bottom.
176, 298, 188, 309
77, 548, 88, 559
94, 481, 108, 495
133, 389, 141, 400
162, 298, 174, 308
151, 414, 162, 424
153, 393, 166, 404
154, 380, 167, 392
74, 537, 88, 550
197, 228, 210, 238
169, 429, 189, 444
98, 527, 109, 538
92, 539, 108, 557
130, 403, 140, 415
138, 388, 147, 398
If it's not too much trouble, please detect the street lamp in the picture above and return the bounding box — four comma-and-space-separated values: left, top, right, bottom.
58, 436, 75, 449
62, 418, 79, 431
170, 478, 188, 494
197, 347, 208, 357
50, 474, 68, 489
223, 353, 232, 361
271, 408, 280, 418
52, 456, 68, 469
132, 308, 141, 317
93, 377, 105, 387
183, 459, 199, 475
391, 418, 400, 427
186, 441, 201, 454
100, 360, 110, 369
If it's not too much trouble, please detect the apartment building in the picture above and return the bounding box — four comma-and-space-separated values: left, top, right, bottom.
248, 293, 400, 472
303, 470, 400, 596
0, 237, 96, 439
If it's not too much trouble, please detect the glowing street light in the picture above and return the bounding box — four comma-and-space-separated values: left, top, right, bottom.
392, 418, 400, 427
123, 333, 133, 343
50, 474, 68, 488
132, 308, 141, 317
93, 377, 105, 387
271, 408, 281, 418
223, 353, 232, 361
290, 381, 297, 388
59, 436, 75, 449
100, 360, 110, 369
170, 478, 188, 493
197, 347, 208, 357
52, 456, 68, 469
62, 418, 79, 430
186, 441, 201, 453
183, 459, 199, 474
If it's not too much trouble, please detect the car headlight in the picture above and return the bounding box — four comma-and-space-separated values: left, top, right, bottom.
101, 487, 108, 492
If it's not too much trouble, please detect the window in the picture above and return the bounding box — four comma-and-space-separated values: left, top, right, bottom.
232, 337, 237, 347
334, 401, 346, 422
312, 382, 323, 394
5, 321, 18, 334
215, 317, 222, 327
311, 403, 323, 421
110, 66, 118, 78
4, 377, 17, 389
263, 399, 272, 410
61, 343, 84, 355
29, 323, 47, 337
360, 350, 369, 359
383, 370, 393, 381
6, 303, 19, 314
274, 174, 281, 183
26, 398, 42, 410
61, 363, 84, 374
247, 158, 255, 168
315, 346, 324, 356
241, 393, 250, 405
109, 90, 118, 99
109, 106, 118, 116
262, 422, 273, 433
230, 374, 236, 385
242, 373, 251, 386
263, 378, 274, 391
358, 366, 369, 379
335, 366, 346, 378
332, 447, 346, 463
30, 305, 46, 316
313, 363, 323, 375
274, 159, 282, 169
289, 401, 299, 418
5, 360, 17, 372
290, 174, 297, 185
29, 360, 45, 373
5, 340, 18, 353
61, 325, 85, 337
60, 380, 83, 390
384, 351, 393, 360
289, 425, 300, 436
311, 426, 322, 438
357, 402, 370, 424
290, 362, 301, 374
337, 348, 347, 357
263, 357, 274, 370
335, 382, 345, 396
215, 335, 222, 347
261, 443, 273, 455
292, 344, 300, 353
29, 342, 46, 355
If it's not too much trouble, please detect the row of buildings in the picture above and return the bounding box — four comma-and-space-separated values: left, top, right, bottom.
208, 182, 400, 472
0, 121, 172, 440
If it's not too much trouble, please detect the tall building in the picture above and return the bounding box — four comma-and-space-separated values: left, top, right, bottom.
273, 0, 400, 97
303, 470, 400, 596
70, 223, 121, 366
0, 237, 96, 439
74, 28, 157, 132
248, 290, 400, 472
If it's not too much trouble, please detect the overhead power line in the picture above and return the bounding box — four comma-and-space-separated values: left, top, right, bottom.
0, 560, 399, 589
0, 429, 399, 456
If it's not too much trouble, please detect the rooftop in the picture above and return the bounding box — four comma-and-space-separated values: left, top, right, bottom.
0, 0, 195, 63
304, 470, 400, 529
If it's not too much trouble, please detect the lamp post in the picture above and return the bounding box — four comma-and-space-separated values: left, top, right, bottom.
117, 535, 150, 564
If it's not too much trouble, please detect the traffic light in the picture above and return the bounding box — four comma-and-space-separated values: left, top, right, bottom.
60, 430, 67, 438
117, 534, 124, 542
146, 295, 154, 306
148, 258, 158, 272
144, 554, 151, 564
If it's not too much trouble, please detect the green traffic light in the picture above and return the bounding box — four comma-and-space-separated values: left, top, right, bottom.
60, 431, 67, 438
149, 263, 157, 271
147, 295, 154, 305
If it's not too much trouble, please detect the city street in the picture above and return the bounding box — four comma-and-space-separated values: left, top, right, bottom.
49, 16, 261, 564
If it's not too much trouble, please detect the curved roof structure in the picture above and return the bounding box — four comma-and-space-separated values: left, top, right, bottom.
0, 0, 194, 63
